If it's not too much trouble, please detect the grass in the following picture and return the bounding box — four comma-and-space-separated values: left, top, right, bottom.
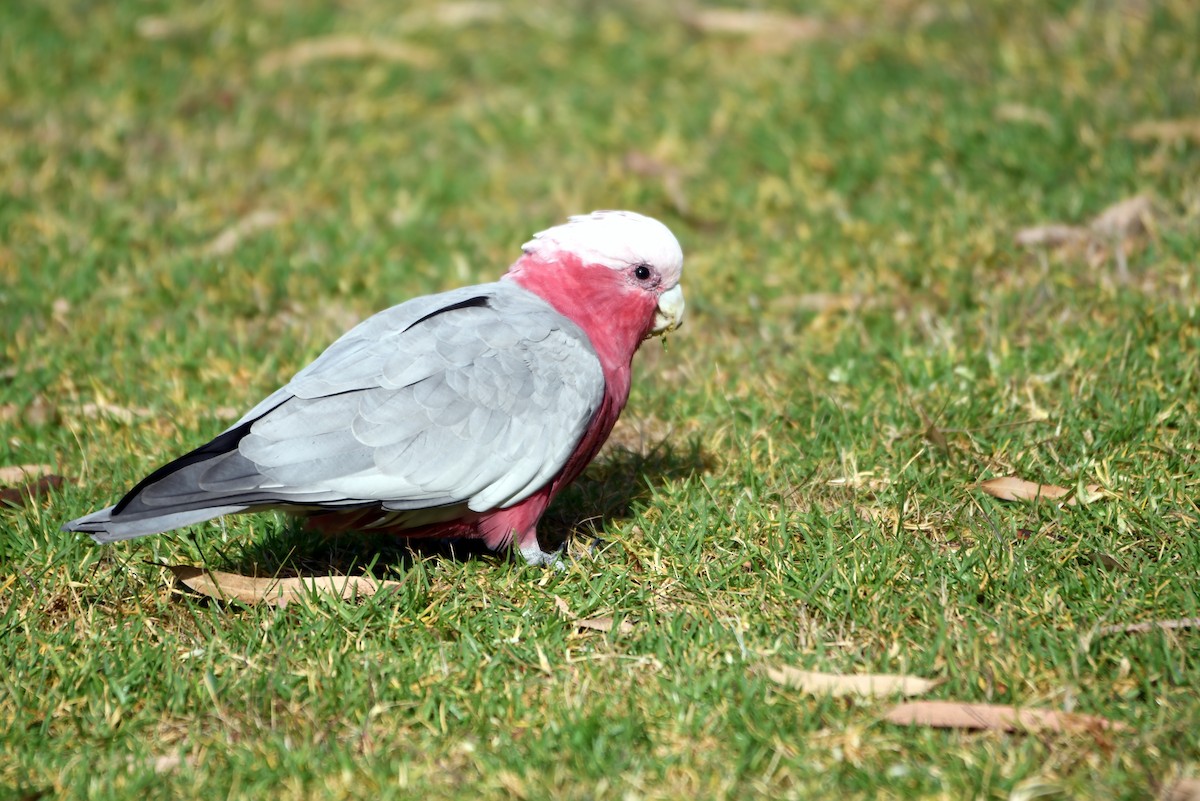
2, 0, 1199, 798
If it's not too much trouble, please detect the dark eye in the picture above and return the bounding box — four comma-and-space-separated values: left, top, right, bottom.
634, 264, 652, 281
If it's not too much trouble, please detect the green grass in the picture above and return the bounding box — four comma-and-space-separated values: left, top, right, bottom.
3, 0, 1199, 798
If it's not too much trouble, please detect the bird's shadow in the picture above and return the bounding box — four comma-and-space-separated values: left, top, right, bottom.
216, 436, 713, 579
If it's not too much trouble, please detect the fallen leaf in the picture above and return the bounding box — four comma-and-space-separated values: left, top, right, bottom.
152, 753, 186, 774
1097, 617, 1200, 637
0, 475, 66, 507
258, 36, 437, 75
23, 395, 56, 427
683, 8, 831, 42
883, 701, 1126, 733
994, 103, 1055, 129
780, 292, 865, 313
917, 408, 950, 456
553, 595, 572, 617
1085, 552, 1127, 572
204, 210, 283, 257
576, 615, 634, 635
622, 151, 689, 214
0, 403, 17, 422
136, 13, 208, 40
213, 406, 242, 421
401, 2, 504, 28
766, 666, 940, 698
1164, 778, 1200, 801
1090, 194, 1153, 240
165, 565, 403, 607
72, 400, 152, 424
0, 464, 54, 484
1125, 118, 1200, 145
977, 476, 1102, 506
1014, 224, 1089, 248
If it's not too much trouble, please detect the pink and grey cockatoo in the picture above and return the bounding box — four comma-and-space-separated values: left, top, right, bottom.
63, 211, 685, 564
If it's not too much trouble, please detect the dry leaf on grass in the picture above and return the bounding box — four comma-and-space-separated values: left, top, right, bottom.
258, 36, 437, 75
0, 464, 54, 484
136, 14, 207, 40
1014, 194, 1156, 266
766, 666, 940, 698
1164, 778, 1200, 801
682, 8, 831, 42
1125, 119, 1200, 145
623, 151, 689, 214
204, 210, 283, 257
400, 2, 505, 29
1097, 617, 1200, 637
884, 701, 1126, 733
576, 616, 634, 635
1013, 224, 1089, 248
994, 103, 1055, 129
166, 565, 402, 607
1090, 194, 1153, 240
553, 596, 572, 617
978, 476, 1102, 506
126, 751, 194, 774
1, 473, 67, 507
72, 400, 152, 424
780, 292, 867, 313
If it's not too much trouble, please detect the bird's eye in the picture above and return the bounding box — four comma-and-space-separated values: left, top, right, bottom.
634, 265, 652, 281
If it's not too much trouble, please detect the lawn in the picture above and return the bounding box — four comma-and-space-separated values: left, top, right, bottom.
2, 1, 1199, 798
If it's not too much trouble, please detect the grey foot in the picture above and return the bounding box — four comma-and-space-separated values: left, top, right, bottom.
518, 538, 567, 570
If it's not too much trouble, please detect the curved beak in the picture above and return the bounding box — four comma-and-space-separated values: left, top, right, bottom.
651, 284, 685, 336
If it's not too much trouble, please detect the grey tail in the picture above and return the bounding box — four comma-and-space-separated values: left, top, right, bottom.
62, 503, 252, 543
63, 419, 262, 543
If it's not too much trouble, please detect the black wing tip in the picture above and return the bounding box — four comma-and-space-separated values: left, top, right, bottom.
112, 419, 256, 515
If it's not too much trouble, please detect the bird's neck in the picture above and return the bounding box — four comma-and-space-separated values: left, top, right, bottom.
504, 252, 652, 397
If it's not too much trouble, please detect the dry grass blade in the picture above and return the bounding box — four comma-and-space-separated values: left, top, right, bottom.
258, 36, 437, 75
577, 616, 634, 635
166, 565, 403, 607
977, 476, 1102, 506
766, 666, 940, 698
1097, 618, 1200, 637
883, 701, 1127, 733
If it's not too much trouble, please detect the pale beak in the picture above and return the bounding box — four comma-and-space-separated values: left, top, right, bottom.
651, 284, 685, 336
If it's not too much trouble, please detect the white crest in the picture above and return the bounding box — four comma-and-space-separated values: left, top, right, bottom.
522, 210, 684, 286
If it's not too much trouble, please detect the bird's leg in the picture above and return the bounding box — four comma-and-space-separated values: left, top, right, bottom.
516, 529, 567, 568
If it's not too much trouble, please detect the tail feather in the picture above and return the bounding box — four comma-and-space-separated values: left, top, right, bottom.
63, 416, 270, 543
63, 503, 252, 543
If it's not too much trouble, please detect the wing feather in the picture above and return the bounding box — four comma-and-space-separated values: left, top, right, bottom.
234, 282, 605, 517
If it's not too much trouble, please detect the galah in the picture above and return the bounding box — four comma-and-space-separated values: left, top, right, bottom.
63, 210, 685, 564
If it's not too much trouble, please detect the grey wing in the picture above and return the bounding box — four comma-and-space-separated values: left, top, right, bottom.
233, 286, 606, 513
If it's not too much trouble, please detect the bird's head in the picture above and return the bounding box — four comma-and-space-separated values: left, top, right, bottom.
505, 211, 685, 343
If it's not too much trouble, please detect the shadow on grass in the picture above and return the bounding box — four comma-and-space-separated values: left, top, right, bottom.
214, 436, 713, 579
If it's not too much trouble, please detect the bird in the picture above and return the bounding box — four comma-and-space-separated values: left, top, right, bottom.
63, 210, 686, 565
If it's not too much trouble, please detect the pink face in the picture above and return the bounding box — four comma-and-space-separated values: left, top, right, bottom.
516, 211, 686, 337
